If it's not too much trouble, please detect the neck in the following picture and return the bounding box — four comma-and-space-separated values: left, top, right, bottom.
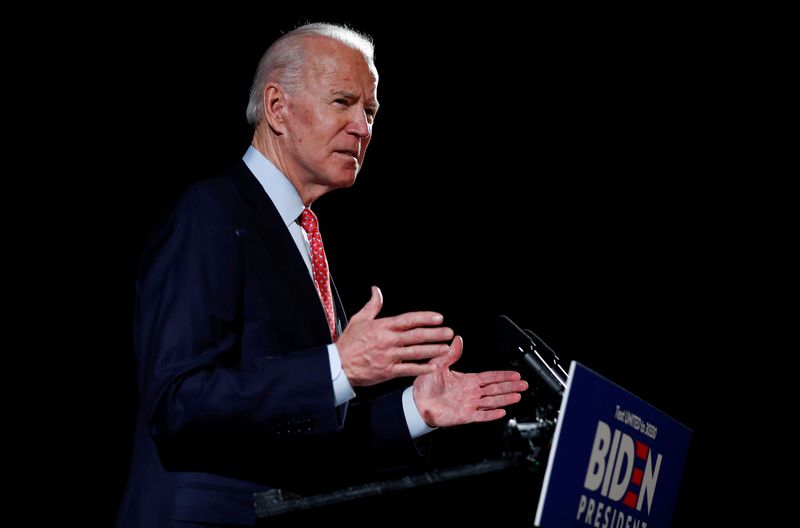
251, 126, 327, 206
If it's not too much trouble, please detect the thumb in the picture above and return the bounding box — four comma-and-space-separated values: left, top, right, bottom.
350, 286, 383, 322
433, 335, 463, 368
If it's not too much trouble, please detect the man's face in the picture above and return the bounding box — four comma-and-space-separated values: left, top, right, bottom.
283, 40, 379, 192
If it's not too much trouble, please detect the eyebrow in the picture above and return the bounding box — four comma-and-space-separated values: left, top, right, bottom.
331, 90, 380, 112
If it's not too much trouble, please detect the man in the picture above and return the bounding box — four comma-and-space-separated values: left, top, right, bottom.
116, 23, 527, 527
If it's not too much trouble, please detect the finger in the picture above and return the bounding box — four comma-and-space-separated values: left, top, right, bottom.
477, 393, 522, 410
481, 380, 529, 396
471, 409, 507, 423
397, 344, 451, 361
350, 286, 383, 322
395, 327, 454, 347
432, 335, 462, 368
391, 362, 437, 378
386, 311, 444, 330
477, 370, 522, 385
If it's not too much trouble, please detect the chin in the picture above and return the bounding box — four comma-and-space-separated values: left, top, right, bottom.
332, 167, 359, 188
338, 173, 358, 188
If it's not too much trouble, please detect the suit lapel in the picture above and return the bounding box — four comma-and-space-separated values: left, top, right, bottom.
229, 160, 332, 344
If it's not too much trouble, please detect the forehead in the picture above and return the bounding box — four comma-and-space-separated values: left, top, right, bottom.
304, 39, 378, 92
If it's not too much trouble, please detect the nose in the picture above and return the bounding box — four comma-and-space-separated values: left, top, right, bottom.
345, 107, 372, 139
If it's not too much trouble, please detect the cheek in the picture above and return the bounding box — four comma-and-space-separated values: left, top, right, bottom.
361, 136, 372, 156
288, 103, 317, 141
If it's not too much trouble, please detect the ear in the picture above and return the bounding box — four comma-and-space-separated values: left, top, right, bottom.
262, 83, 288, 134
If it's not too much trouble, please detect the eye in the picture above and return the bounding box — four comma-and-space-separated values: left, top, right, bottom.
333, 98, 349, 107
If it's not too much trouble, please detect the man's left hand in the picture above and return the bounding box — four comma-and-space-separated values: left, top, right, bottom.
412, 336, 527, 428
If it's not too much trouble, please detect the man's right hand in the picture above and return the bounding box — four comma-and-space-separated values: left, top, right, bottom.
336, 286, 453, 387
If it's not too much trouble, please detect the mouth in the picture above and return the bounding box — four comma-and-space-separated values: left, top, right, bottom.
334, 149, 358, 158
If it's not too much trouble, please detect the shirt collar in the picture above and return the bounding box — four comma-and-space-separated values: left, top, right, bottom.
242, 145, 304, 227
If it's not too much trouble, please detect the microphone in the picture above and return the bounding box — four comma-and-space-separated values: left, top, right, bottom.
495, 315, 567, 399
523, 328, 569, 386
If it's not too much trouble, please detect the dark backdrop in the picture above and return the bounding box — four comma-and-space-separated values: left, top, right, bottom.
56, 9, 757, 526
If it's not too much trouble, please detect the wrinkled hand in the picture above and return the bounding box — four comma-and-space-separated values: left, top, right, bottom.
337, 287, 453, 387
412, 336, 527, 428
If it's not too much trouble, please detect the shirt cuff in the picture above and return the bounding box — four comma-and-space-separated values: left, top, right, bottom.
402, 386, 437, 439
328, 344, 356, 406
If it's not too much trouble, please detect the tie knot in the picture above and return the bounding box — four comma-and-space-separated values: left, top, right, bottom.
300, 207, 318, 234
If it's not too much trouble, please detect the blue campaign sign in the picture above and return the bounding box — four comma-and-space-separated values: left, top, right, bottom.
535, 362, 691, 528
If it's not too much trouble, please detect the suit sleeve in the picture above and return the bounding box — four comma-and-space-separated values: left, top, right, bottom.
135, 185, 341, 440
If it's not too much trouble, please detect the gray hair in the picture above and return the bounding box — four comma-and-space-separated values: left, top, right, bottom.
245, 23, 375, 126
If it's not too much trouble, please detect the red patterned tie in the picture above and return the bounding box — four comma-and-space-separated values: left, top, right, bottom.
300, 207, 337, 340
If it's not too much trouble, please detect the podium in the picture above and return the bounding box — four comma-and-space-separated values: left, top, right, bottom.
253, 361, 691, 527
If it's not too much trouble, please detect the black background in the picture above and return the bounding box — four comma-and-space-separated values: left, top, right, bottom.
45, 7, 769, 526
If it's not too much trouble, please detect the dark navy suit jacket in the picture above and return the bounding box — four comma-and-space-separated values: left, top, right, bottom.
116, 161, 415, 527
